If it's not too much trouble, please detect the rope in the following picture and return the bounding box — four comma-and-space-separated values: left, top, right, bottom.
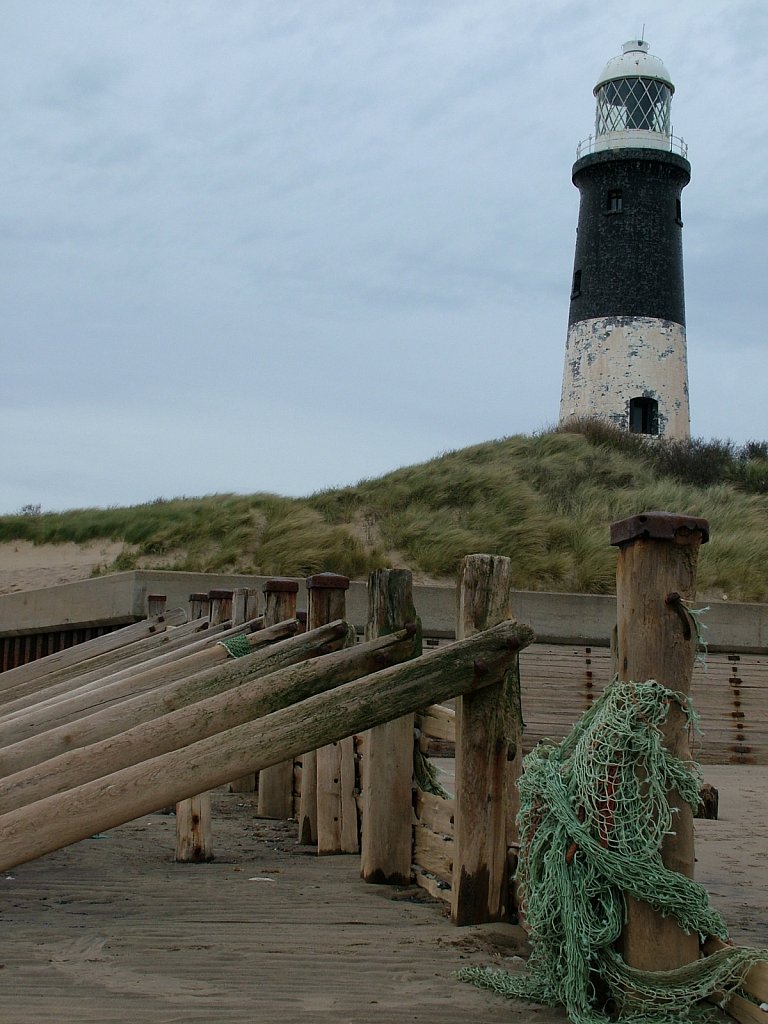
685, 601, 710, 669
217, 634, 252, 658
458, 679, 768, 1024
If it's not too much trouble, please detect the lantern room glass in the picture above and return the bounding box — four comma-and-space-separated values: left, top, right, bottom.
595, 78, 672, 136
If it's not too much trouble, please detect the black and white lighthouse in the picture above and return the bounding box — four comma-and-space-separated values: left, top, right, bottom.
559, 40, 691, 439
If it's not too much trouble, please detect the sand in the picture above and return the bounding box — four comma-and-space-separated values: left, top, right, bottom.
0, 541, 127, 596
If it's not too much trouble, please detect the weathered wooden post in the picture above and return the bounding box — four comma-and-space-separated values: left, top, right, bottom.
610, 512, 708, 971
451, 554, 523, 926
147, 594, 167, 618
229, 588, 260, 794
298, 573, 351, 850
189, 593, 210, 621
230, 587, 250, 631
174, 795, 211, 862
175, 591, 234, 861
208, 589, 233, 627
360, 569, 421, 884
247, 591, 260, 622
257, 579, 300, 819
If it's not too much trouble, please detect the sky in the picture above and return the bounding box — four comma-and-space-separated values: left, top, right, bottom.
2, 1, 766, 514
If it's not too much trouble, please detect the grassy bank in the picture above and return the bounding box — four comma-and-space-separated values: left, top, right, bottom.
3, 422, 767, 601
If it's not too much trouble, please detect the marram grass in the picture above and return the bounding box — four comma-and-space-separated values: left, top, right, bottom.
3, 423, 767, 601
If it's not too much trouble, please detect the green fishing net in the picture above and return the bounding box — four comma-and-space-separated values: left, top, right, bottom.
458, 679, 768, 1023
217, 634, 252, 658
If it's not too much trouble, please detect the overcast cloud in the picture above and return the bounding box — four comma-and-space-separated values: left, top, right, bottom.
2, 1, 766, 513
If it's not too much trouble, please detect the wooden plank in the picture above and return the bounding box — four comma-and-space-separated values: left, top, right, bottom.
416, 703, 455, 741
360, 568, 420, 884
415, 789, 455, 837
301, 574, 350, 850
257, 580, 299, 818
452, 554, 522, 926
508, 635, 768, 766
413, 825, 453, 884
413, 868, 452, 903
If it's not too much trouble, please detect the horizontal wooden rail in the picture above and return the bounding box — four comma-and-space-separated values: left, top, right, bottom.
0, 619, 533, 872
0, 619, 334, 778
0, 618, 275, 745
0, 624, 415, 815
0, 609, 188, 698
0, 616, 241, 720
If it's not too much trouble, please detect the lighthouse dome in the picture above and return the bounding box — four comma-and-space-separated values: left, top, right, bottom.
595, 40, 674, 93
580, 39, 685, 157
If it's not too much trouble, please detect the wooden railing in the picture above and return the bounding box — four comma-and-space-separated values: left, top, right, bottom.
0, 561, 533, 929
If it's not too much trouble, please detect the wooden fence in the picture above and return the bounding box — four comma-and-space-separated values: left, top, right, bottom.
0, 560, 532, 927
2, 519, 767, 1015
0, 532, 764, 923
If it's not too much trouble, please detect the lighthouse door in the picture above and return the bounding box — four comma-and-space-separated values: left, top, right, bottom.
629, 397, 659, 435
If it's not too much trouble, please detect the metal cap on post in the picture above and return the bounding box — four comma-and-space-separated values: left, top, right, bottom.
306, 573, 351, 592
610, 511, 709, 548
263, 578, 300, 594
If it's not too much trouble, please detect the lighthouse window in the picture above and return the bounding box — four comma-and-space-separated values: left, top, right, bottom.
571, 269, 582, 298
595, 78, 672, 135
676, 198, 683, 224
607, 189, 623, 213
629, 397, 659, 435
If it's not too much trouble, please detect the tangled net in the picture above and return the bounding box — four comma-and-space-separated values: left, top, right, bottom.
458, 679, 768, 1023
217, 634, 252, 658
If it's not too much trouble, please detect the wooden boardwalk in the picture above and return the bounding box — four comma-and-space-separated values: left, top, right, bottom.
1, 768, 766, 1024
0, 792, 557, 1024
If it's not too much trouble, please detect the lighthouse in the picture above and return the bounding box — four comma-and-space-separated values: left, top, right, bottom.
559, 40, 691, 439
